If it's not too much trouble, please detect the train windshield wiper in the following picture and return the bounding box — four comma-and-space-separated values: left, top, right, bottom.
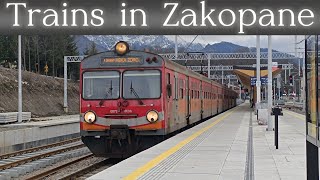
130, 82, 144, 105
99, 80, 113, 106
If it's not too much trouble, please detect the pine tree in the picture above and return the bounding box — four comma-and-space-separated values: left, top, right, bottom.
88, 42, 98, 56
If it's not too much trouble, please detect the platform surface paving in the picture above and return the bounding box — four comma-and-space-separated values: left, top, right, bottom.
88, 103, 306, 180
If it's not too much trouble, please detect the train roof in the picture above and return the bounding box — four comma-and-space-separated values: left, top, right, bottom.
162, 57, 225, 88
81, 50, 164, 69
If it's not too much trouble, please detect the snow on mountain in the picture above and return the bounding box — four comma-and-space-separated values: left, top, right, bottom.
74, 35, 293, 58
83, 35, 204, 53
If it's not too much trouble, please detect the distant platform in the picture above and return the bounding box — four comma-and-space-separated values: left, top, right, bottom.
0, 115, 79, 154
89, 103, 305, 180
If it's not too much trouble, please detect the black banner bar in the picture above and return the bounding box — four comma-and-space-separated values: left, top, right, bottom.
0, 0, 320, 34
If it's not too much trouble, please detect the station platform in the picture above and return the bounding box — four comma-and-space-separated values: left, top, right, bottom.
0, 115, 80, 154
89, 103, 306, 180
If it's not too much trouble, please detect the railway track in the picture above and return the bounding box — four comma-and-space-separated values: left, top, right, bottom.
0, 138, 90, 179
25, 154, 115, 180
283, 103, 304, 115
0, 137, 81, 160
60, 158, 116, 180
25, 153, 95, 180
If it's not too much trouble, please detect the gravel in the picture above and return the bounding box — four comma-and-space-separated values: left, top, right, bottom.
20, 154, 107, 180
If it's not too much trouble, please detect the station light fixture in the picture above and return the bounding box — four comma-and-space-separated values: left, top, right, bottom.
146, 110, 159, 123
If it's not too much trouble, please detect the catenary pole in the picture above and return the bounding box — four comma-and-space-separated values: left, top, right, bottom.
175, 35, 178, 59
267, 35, 273, 131
18, 35, 22, 123
256, 35, 261, 109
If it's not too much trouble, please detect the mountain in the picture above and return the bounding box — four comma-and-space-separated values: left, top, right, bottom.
202, 41, 250, 53
73, 35, 294, 59
73, 35, 105, 55
75, 35, 204, 54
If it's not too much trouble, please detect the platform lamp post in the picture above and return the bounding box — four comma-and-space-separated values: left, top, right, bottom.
18, 35, 22, 123
302, 37, 306, 112
267, 35, 273, 131
256, 35, 261, 110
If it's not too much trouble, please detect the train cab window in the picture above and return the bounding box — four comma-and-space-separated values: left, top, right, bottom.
123, 70, 161, 99
83, 71, 120, 100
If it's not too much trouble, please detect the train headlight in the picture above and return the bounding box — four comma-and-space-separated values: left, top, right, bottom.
84, 111, 96, 124
146, 110, 159, 123
115, 41, 129, 55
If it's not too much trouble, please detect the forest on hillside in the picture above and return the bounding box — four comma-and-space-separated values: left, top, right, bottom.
0, 35, 98, 80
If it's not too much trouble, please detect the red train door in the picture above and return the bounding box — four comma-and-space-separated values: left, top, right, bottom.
200, 80, 203, 119
166, 72, 173, 130
186, 76, 190, 125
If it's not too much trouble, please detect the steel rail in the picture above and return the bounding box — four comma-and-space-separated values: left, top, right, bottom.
25, 153, 94, 180
0, 144, 85, 170
58, 158, 111, 180
0, 137, 81, 160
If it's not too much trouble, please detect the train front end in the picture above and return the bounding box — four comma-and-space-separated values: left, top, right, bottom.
80, 42, 165, 158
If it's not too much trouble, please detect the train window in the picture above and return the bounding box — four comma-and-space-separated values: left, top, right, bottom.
180, 88, 184, 99
166, 73, 172, 98
191, 90, 193, 99
123, 70, 161, 99
83, 71, 120, 100
174, 77, 178, 100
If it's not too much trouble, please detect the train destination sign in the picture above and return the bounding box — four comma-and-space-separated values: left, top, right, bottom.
101, 57, 143, 66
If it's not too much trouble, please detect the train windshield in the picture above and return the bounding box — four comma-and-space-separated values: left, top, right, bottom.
83, 71, 120, 100
123, 70, 161, 99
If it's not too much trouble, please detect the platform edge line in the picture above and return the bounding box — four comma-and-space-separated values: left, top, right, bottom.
123, 108, 237, 180
284, 110, 304, 121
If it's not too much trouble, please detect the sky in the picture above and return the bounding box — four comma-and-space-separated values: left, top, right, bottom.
168, 35, 305, 53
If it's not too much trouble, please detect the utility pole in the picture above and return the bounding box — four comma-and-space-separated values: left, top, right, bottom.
18, 35, 22, 123
175, 35, 178, 59
295, 36, 300, 77
273, 79, 276, 105
208, 54, 211, 78
285, 68, 287, 84
222, 68, 224, 85
302, 35, 306, 111
256, 35, 261, 109
267, 35, 273, 131
295, 35, 301, 101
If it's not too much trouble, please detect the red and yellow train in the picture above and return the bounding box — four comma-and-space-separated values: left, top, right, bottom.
80, 41, 238, 158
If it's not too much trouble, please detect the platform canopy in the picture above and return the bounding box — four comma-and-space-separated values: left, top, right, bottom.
233, 66, 282, 91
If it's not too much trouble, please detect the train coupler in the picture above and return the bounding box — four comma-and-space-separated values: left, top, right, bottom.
110, 125, 132, 145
